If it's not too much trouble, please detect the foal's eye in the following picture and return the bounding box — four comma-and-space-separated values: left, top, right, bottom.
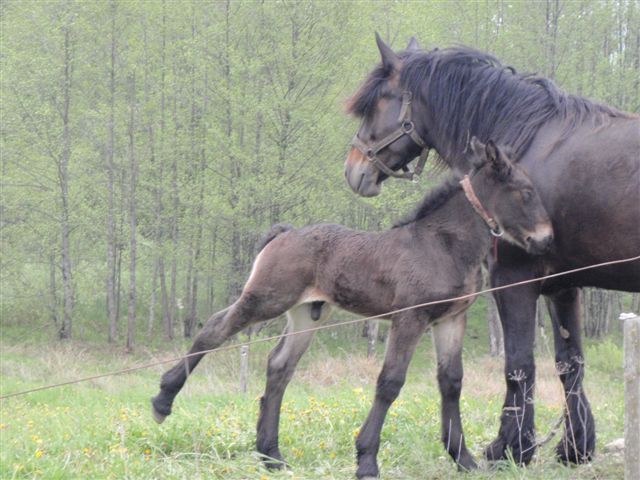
521, 190, 533, 203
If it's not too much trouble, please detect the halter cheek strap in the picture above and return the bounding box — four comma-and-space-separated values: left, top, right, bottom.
351, 91, 430, 182
459, 175, 504, 237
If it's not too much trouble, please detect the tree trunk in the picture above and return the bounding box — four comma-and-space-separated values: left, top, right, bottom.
583, 288, 618, 338
149, 259, 157, 338
169, 93, 179, 338
487, 293, 504, 357
58, 25, 74, 340
239, 344, 249, 394
367, 320, 380, 358
106, 2, 118, 343
126, 72, 138, 353
159, 257, 172, 339
206, 229, 218, 313
49, 253, 59, 326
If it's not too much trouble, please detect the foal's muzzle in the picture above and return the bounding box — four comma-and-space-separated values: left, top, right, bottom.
525, 225, 554, 255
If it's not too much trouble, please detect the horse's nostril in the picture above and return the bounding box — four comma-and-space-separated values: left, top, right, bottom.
526, 236, 532, 244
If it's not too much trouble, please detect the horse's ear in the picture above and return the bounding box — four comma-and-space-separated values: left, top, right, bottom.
406, 36, 420, 51
486, 140, 512, 178
375, 32, 402, 72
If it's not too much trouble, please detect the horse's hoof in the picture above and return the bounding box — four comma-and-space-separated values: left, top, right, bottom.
483, 437, 506, 462
555, 440, 594, 465
152, 405, 167, 424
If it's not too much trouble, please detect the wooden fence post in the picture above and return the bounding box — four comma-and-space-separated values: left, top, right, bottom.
620, 312, 640, 480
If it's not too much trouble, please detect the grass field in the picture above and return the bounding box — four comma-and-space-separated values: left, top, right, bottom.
0, 308, 626, 479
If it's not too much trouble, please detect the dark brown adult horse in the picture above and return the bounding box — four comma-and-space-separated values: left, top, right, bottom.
152, 140, 553, 477
345, 34, 640, 466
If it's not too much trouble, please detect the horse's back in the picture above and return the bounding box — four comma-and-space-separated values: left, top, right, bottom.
524, 116, 640, 291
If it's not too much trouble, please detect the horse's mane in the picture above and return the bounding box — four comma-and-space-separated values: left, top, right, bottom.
349, 46, 630, 163
392, 175, 461, 228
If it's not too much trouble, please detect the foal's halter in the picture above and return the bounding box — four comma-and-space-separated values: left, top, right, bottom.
460, 175, 504, 237
351, 91, 430, 181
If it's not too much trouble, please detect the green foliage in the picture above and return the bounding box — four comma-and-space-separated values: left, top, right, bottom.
1, 1, 638, 343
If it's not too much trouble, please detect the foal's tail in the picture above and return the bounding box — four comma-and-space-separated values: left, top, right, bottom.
256, 223, 294, 252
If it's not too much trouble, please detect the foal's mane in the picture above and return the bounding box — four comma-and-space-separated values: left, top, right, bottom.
348, 46, 630, 163
392, 175, 461, 228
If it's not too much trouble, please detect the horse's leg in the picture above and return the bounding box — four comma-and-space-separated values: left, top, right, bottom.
484, 261, 539, 465
545, 288, 595, 464
257, 302, 332, 469
432, 313, 477, 470
356, 314, 428, 480
151, 290, 294, 423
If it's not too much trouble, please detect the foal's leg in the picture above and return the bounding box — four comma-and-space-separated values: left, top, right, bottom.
485, 259, 539, 465
151, 290, 296, 423
257, 302, 332, 468
432, 313, 477, 470
545, 288, 595, 464
356, 314, 428, 480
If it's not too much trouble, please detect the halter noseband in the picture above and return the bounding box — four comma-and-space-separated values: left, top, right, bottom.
460, 174, 504, 237
351, 91, 430, 182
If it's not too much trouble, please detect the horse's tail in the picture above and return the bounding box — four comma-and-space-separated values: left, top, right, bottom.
256, 223, 294, 252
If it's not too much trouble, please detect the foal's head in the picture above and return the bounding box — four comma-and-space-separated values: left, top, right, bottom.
466, 138, 553, 254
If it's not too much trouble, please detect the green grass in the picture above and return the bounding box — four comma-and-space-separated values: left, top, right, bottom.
0, 312, 626, 479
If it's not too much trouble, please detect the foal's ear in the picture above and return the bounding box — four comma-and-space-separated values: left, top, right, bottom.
470, 136, 485, 156
486, 140, 512, 178
376, 32, 402, 72
406, 36, 420, 51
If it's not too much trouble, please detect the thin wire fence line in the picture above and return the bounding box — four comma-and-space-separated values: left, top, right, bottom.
1, 254, 638, 401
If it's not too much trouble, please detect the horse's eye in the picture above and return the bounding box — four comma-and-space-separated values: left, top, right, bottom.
521, 190, 533, 203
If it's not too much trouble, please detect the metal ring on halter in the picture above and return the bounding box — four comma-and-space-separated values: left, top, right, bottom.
402, 121, 414, 134
491, 226, 504, 237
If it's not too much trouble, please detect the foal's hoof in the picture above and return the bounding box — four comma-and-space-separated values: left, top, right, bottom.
152, 405, 167, 424
258, 451, 288, 470
456, 454, 479, 472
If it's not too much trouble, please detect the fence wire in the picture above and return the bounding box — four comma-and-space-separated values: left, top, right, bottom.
1, 254, 638, 401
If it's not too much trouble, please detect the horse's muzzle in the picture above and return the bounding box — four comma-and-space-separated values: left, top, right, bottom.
345, 147, 382, 197
525, 224, 554, 255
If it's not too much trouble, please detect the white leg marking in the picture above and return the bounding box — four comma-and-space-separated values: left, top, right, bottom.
270, 303, 332, 371
431, 314, 466, 367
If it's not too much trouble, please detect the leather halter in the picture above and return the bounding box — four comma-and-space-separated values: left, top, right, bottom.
351, 91, 430, 181
460, 175, 504, 237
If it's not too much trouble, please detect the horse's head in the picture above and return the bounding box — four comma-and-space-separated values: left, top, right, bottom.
345, 33, 431, 197
466, 138, 553, 255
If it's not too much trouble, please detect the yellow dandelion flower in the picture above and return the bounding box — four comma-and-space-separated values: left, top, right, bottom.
0, 423, 6, 430
35, 449, 44, 459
